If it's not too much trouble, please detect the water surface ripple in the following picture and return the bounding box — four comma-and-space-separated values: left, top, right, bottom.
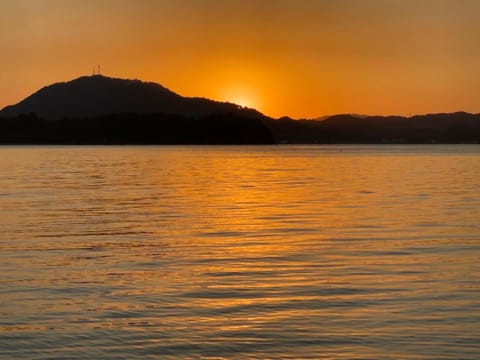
1, 145, 479, 359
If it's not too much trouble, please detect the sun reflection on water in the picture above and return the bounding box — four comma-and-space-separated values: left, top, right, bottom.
0, 145, 479, 359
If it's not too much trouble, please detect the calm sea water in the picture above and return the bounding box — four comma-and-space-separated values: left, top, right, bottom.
0, 145, 479, 359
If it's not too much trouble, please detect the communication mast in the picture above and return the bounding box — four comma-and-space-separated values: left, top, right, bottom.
91, 65, 102, 76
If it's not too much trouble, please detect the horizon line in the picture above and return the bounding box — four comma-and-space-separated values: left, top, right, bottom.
1, 73, 479, 120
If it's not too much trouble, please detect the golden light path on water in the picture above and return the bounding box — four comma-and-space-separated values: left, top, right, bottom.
0, 145, 479, 359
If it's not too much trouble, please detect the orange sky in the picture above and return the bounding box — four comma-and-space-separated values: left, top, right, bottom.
1, 0, 479, 118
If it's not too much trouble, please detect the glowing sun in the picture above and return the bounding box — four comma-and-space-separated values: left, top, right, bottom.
222, 86, 258, 109
231, 95, 255, 108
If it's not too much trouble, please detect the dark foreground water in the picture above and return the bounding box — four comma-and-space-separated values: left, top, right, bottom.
0, 145, 479, 359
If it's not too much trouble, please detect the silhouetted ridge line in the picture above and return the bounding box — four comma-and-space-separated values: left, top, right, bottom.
1, 76, 479, 144
262, 112, 480, 143
0, 75, 264, 120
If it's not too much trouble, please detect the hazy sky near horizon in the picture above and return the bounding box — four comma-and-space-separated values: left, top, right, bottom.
1, 0, 480, 118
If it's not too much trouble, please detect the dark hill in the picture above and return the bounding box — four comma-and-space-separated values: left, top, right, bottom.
1, 75, 479, 144
0, 75, 274, 144
0, 75, 261, 120
262, 112, 480, 143
0, 112, 274, 145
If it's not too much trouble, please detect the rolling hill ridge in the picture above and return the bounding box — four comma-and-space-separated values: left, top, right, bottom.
0, 75, 262, 120
1, 75, 479, 144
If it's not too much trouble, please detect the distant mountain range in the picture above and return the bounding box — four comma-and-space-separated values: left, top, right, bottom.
1, 75, 479, 144
263, 112, 480, 144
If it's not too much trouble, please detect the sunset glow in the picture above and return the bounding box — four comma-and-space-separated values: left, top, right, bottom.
222, 87, 258, 109
1, 0, 480, 118
2, 2, 480, 356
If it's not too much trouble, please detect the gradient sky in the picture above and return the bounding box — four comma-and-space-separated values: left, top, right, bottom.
1, 0, 479, 118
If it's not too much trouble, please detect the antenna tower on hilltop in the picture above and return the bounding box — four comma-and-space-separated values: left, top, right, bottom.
92, 65, 102, 76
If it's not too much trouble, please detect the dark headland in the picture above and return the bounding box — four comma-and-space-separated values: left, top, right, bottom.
1, 75, 479, 144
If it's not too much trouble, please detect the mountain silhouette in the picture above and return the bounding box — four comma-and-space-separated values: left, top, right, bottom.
1, 75, 479, 144
0, 75, 261, 120
263, 112, 480, 143
0, 75, 273, 144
